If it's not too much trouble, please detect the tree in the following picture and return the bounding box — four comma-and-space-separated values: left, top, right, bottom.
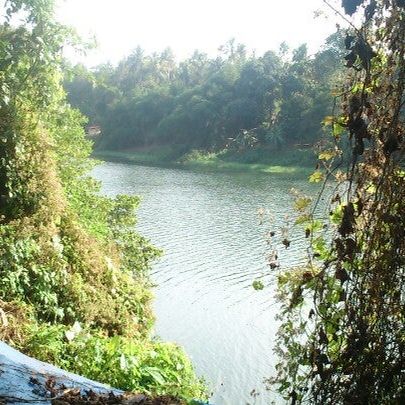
0, 1, 206, 399
65, 37, 342, 155
271, 1, 404, 403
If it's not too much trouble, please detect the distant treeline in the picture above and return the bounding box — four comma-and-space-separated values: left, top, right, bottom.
64, 34, 345, 153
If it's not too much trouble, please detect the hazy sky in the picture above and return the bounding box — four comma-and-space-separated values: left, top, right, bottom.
55, 0, 341, 67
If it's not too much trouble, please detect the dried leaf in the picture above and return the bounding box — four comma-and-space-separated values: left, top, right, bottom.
342, 0, 363, 16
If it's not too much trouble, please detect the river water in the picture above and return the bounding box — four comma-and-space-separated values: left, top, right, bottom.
93, 162, 316, 405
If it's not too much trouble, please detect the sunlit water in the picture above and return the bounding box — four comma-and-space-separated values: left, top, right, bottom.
93, 162, 318, 405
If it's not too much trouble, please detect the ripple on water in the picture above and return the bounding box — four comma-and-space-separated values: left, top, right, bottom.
93, 162, 320, 405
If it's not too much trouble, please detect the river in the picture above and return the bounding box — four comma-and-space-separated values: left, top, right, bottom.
93, 162, 316, 405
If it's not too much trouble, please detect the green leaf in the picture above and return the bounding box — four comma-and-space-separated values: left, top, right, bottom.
252, 280, 265, 290
333, 123, 345, 137
295, 214, 312, 225
309, 171, 324, 183
319, 150, 337, 161
145, 367, 165, 385
294, 196, 312, 211
322, 116, 334, 126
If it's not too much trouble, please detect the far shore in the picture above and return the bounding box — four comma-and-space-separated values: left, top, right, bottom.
92, 146, 316, 176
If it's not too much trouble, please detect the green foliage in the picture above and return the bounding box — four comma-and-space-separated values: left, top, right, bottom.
0, 1, 205, 400
65, 335, 206, 400
271, 1, 405, 403
252, 280, 265, 291
64, 33, 345, 157
176, 147, 314, 175
308, 170, 325, 183
23, 323, 207, 401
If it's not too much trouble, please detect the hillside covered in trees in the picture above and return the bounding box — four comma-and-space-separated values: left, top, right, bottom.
65, 34, 344, 159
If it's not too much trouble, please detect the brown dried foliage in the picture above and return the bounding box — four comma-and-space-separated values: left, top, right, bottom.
272, 1, 405, 403
307, 1, 404, 402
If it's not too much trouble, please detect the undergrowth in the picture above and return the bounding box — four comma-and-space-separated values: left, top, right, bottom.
0, 1, 207, 401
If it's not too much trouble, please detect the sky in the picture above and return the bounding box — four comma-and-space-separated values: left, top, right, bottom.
55, 0, 341, 67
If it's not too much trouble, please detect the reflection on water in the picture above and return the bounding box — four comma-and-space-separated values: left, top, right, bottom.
93, 162, 317, 405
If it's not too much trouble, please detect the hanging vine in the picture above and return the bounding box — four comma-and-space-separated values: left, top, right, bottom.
270, 1, 404, 403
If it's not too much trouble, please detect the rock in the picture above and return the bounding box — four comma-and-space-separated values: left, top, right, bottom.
0, 342, 211, 405
0, 341, 122, 404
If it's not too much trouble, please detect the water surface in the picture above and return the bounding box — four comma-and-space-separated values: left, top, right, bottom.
93, 162, 315, 405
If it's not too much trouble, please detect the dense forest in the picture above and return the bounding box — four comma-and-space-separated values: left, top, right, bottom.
64, 35, 344, 157
0, 0, 205, 401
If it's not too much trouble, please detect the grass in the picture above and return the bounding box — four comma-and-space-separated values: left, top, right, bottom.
93, 145, 316, 176
181, 157, 305, 174
92, 146, 180, 166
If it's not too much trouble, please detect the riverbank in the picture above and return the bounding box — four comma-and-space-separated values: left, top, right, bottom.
93, 146, 316, 175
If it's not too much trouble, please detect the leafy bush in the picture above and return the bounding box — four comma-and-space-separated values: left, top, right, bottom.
0, 1, 206, 401
23, 323, 207, 401
179, 149, 218, 163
